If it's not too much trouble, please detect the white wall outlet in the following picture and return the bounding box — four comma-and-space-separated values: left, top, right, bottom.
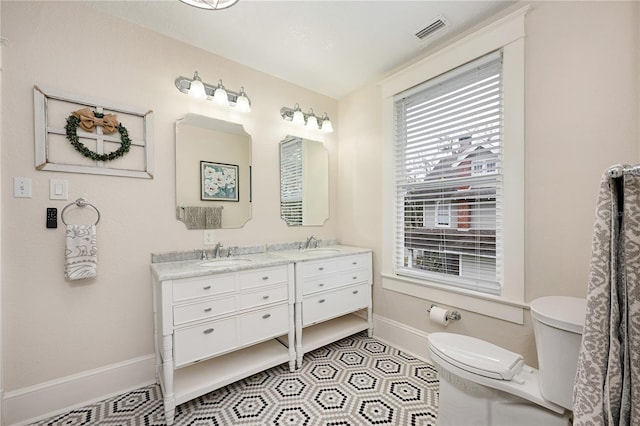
203, 229, 215, 245
49, 179, 68, 200
13, 177, 32, 198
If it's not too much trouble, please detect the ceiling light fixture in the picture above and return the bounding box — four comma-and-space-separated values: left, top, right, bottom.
175, 71, 251, 112
280, 104, 333, 133
179, 0, 240, 10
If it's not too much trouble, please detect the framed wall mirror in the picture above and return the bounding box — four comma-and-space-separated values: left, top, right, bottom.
280, 135, 328, 226
176, 114, 251, 229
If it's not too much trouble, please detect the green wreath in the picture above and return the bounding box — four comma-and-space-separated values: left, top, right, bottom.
65, 109, 132, 162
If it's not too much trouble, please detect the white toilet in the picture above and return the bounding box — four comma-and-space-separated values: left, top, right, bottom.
427, 296, 586, 426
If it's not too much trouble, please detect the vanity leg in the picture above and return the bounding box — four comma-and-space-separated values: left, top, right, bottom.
367, 290, 373, 337
295, 300, 303, 368
161, 335, 176, 425
288, 302, 296, 372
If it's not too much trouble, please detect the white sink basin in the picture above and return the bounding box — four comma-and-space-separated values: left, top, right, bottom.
200, 258, 252, 267
301, 248, 341, 255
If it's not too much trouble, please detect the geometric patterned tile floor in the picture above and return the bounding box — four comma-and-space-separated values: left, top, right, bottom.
31, 332, 439, 425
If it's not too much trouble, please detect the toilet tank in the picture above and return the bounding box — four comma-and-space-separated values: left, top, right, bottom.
530, 296, 586, 411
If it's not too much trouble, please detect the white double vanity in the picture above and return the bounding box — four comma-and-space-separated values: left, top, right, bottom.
151, 244, 372, 425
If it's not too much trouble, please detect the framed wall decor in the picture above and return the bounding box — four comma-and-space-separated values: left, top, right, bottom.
201, 161, 239, 202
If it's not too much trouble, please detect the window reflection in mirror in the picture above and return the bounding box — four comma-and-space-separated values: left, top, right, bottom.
280, 135, 328, 226
176, 114, 251, 229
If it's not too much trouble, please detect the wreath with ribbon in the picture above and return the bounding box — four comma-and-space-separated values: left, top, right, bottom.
65, 108, 132, 161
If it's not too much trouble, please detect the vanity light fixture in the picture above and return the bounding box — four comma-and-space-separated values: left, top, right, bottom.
280, 104, 333, 133
175, 72, 251, 112
179, 0, 240, 10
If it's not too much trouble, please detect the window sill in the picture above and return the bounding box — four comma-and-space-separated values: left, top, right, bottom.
381, 273, 526, 324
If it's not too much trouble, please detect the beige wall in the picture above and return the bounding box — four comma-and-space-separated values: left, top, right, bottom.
1, 1, 339, 391
340, 1, 639, 365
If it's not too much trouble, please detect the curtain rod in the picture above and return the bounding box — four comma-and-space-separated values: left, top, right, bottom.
606, 165, 640, 178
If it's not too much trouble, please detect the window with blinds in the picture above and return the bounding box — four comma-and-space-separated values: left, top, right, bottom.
280, 137, 303, 226
393, 51, 503, 295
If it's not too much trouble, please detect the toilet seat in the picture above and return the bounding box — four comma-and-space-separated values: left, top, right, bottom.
428, 333, 566, 414
428, 333, 524, 380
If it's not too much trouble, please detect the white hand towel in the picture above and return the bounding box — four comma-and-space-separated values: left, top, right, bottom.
64, 224, 97, 280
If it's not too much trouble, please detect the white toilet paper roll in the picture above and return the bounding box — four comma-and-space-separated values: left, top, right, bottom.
429, 306, 451, 326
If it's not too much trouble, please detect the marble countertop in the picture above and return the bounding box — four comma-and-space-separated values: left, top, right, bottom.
151, 245, 372, 282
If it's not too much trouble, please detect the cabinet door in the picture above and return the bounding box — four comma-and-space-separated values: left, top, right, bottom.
173, 317, 237, 367
302, 283, 369, 326
239, 304, 289, 346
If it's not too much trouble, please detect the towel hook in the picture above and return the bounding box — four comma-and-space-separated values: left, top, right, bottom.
61, 198, 100, 226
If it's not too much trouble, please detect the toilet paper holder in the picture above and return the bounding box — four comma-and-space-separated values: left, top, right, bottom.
428, 304, 462, 322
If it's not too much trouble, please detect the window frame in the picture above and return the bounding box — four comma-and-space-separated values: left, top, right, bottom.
380, 5, 529, 324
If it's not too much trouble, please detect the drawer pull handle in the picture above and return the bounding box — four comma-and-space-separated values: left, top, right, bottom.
353, 290, 359, 294
352, 261, 358, 265
262, 276, 269, 280
262, 313, 271, 319
203, 328, 214, 334
263, 295, 270, 300
319, 299, 326, 303
203, 285, 212, 290
318, 267, 324, 271
352, 276, 358, 280
319, 283, 325, 287
204, 308, 212, 312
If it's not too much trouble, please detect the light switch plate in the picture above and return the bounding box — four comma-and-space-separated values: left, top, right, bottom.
49, 179, 68, 200
13, 177, 32, 198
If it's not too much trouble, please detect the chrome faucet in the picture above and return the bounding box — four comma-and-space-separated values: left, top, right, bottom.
199, 249, 208, 260
304, 235, 318, 249
213, 242, 224, 258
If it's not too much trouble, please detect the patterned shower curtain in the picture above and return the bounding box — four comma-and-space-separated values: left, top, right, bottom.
573, 166, 640, 426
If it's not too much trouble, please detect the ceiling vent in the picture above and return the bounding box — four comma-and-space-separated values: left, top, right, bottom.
415, 16, 448, 41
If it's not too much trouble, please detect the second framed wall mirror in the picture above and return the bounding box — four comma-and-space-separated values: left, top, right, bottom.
280, 135, 328, 226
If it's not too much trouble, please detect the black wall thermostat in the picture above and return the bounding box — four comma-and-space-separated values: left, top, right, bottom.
46, 207, 57, 229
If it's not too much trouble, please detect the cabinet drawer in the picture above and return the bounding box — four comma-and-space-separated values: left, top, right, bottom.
302, 284, 369, 326
239, 265, 289, 289
302, 274, 341, 295
300, 259, 338, 278
173, 295, 236, 326
337, 253, 370, 271
239, 284, 288, 310
173, 274, 235, 302
174, 317, 237, 367
240, 304, 289, 346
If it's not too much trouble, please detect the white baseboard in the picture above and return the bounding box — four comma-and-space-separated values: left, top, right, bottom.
3, 354, 156, 426
372, 314, 433, 364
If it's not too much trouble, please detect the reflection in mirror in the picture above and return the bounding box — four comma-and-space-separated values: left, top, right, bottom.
280, 135, 329, 226
176, 114, 251, 229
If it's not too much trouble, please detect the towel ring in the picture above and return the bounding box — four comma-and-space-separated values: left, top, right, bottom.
61, 198, 100, 226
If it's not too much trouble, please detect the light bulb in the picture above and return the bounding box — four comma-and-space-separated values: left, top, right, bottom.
235, 87, 251, 113
213, 80, 229, 106
306, 110, 318, 129
320, 114, 334, 133
189, 71, 207, 100
292, 105, 305, 126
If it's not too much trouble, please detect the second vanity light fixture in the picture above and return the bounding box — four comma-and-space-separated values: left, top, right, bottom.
175, 71, 251, 113
280, 104, 333, 133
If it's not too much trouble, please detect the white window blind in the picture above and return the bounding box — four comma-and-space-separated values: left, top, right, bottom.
393, 51, 503, 295
280, 137, 303, 226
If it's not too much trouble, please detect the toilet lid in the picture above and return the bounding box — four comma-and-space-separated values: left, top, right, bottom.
428, 333, 524, 381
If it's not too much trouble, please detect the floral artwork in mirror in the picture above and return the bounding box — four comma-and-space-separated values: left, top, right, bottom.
201, 161, 239, 201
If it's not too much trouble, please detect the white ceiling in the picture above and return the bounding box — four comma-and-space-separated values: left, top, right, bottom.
88, 0, 515, 100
